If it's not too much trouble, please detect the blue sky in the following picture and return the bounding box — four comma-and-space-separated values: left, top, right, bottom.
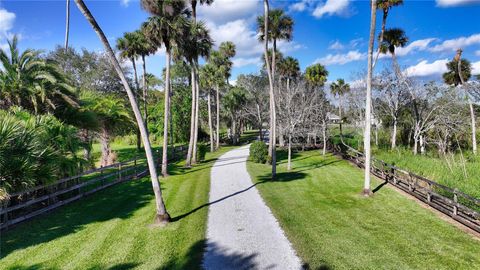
1, 0, 480, 84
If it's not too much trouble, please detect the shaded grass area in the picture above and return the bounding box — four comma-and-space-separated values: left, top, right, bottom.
248, 149, 480, 270
0, 146, 235, 270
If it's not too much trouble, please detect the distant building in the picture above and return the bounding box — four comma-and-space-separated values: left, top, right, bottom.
327, 112, 341, 124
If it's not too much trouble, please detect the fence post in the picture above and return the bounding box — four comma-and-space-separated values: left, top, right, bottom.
408, 173, 413, 192
453, 189, 458, 216
118, 163, 122, 181
134, 156, 137, 179
427, 183, 432, 203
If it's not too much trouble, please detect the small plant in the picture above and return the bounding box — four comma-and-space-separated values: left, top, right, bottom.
250, 141, 268, 163
197, 143, 208, 162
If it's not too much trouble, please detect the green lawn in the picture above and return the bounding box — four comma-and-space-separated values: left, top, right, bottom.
0, 146, 235, 270
247, 149, 480, 270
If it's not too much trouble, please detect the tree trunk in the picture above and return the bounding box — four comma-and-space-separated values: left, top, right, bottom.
192, 71, 200, 164
74, 0, 169, 223
132, 58, 142, 151
420, 135, 426, 155
375, 124, 378, 146
391, 118, 397, 149
279, 124, 285, 147
363, 0, 377, 196
216, 84, 220, 150
142, 55, 148, 126
263, 0, 276, 178
161, 51, 171, 177
65, 0, 70, 50
207, 90, 214, 152
186, 66, 196, 166
469, 101, 477, 154
339, 97, 343, 135
287, 134, 292, 171
100, 127, 112, 167
413, 134, 419, 155
372, 9, 388, 70
322, 120, 327, 156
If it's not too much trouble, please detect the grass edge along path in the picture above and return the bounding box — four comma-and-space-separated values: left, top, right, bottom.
247, 149, 480, 270
0, 146, 236, 270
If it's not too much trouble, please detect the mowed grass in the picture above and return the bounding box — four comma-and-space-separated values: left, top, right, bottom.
247, 149, 480, 270
0, 146, 235, 270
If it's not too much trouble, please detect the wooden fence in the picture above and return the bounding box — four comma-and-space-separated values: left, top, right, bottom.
0, 145, 188, 230
332, 142, 480, 234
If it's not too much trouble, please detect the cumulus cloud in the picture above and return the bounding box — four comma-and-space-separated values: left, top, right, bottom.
290, 1, 308, 12
475, 50, 480, 56
472, 61, 480, 75
312, 0, 351, 18
430, 33, 480, 52
314, 50, 366, 66
0, 8, 16, 35
120, 0, 131, 7
198, 0, 261, 24
232, 57, 261, 68
436, 0, 480, 7
379, 38, 436, 58
404, 59, 449, 77
328, 40, 345, 50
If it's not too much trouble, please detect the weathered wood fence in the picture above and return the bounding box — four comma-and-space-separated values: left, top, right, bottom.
0, 145, 188, 230
332, 142, 480, 234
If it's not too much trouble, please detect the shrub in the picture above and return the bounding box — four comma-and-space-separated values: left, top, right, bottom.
250, 141, 268, 163
197, 143, 208, 162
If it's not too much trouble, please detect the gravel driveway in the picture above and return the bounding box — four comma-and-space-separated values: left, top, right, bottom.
203, 145, 302, 270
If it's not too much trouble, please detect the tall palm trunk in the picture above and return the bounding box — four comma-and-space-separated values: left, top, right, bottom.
207, 90, 214, 152
457, 55, 477, 154
73, 0, 169, 223
373, 9, 388, 69
132, 58, 142, 151
162, 51, 171, 176
192, 72, 200, 164
65, 0, 70, 50
263, 0, 276, 178
364, 0, 377, 196
216, 84, 220, 150
100, 127, 112, 167
186, 66, 196, 166
339, 97, 343, 135
142, 55, 148, 125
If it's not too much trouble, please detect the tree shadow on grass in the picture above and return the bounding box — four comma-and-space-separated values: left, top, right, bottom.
6, 262, 140, 270
1, 180, 153, 259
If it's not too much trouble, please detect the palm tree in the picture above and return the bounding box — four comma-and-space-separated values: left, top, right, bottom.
180, 21, 213, 166
277, 56, 299, 90
141, 0, 190, 176
0, 36, 78, 114
200, 64, 217, 152
83, 92, 132, 167
261, 0, 277, 178
373, 0, 403, 68
73, 0, 170, 224
364, 0, 378, 196
65, 0, 70, 49
135, 29, 157, 124
304, 63, 329, 87
117, 31, 143, 151
443, 51, 476, 154
379, 28, 408, 76
257, 8, 294, 82
330, 79, 350, 135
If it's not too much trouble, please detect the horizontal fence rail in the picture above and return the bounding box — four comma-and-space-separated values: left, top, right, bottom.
331, 141, 480, 234
0, 145, 188, 230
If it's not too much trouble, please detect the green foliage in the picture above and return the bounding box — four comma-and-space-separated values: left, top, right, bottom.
304, 63, 328, 87
250, 141, 268, 163
0, 108, 85, 195
443, 58, 472, 86
196, 143, 208, 162
378, 28, 408, 55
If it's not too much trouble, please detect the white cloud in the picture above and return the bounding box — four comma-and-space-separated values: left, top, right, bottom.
472, 61, 480, 75
328, 40, 345, 50
379, 38, 436, 59
314, 50, 366, 66
198, 0, 261, 24
475, 50, 480, 56
0, 8, 16, 35
430, 33, 480, 52
349, 38, 364, 48
232, 57, 261, 68
404, 59, 449, 77
436, 0, 480, 7
290, 1, 308, 12
312, 0, 351, 18
120, 0, 131, 7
